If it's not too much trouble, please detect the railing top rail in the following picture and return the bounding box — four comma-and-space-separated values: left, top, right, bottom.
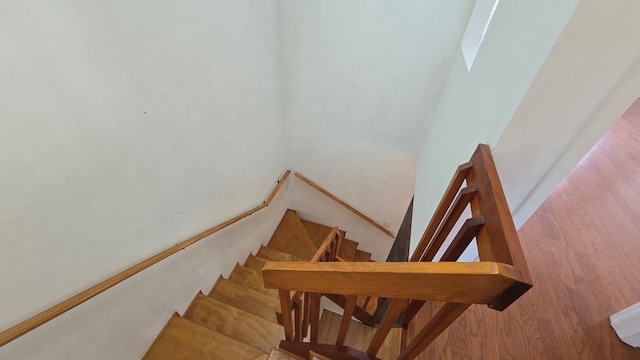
468, 145, 531, 281
408, 144, 532, 310
263, 261, 523, 304
310, 227, 340, 262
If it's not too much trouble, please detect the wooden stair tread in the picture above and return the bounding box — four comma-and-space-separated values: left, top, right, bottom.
338, 239, 358, 262
317, 310, 401, 360
245, 254, 268, 274
257, 246, 304, 262
184, 293, 283, 353
353, 250, 371, 262
208, 278, 280, 323
230, 264, 278, 298
300, 219, 347, 247
143, 314, 265, 360
268, 348, 307, 360
267, 209, 318, 260
253, 354, 270, 360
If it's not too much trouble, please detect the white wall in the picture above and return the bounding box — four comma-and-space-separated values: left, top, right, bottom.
286, 129, 416, 260
0, 1, 287, 358
493, 0, 640, 228
280, 1, 457, 248
411, 0, 579, 255
279, 0, 474, 155
0, 184, 290, 359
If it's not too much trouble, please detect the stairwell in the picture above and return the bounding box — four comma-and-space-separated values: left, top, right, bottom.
143, 209, 398, 360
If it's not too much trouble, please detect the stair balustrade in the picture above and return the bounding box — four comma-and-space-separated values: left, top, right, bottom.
281, 227, 343, 341
263, 144, 533, 360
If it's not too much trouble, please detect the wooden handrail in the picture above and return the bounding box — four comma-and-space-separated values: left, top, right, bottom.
294, 172, 395, 238
410, 162, 472, 262
468, 144, 533, 310
271, 145, 533, 360
310, 227, 340, 262
0, 170, 291, 347
264, 261, 523, 303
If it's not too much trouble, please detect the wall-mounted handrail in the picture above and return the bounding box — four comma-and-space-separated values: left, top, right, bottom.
294, 172, 395, 238
0, 170, 291, 347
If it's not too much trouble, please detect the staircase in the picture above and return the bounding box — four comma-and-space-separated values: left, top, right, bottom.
143, 144, 532, 360
143, 209, 380, 360
0, 145, 530, 359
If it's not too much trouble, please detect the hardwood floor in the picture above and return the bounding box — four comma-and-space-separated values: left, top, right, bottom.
407, 99, 640, 359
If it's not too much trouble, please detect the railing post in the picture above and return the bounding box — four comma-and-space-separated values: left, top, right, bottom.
302, 292, 310, 339
334, 230, 344, 261
336, 295, 358, 346
279, 290, 294, 341
309, 292, 321, 344
294, 298, 302, 341
367, 298, 409, 357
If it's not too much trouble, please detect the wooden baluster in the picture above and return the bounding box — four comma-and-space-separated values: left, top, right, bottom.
367, 298, 409, 357
361, 296, 371, 313
336, 295, 358, 346
335, 231, 344, 261
410, 162, 472, 262
401, 300, 425, 328
294, 299, 302, 341
397, 302, 471, 360
302, 292, 310, 339
419, 186, 477, 262
329, 236, 336, 261
309, 293, 321, 344
279, 290, 294, 341
402, 216, 485, 327
439, 216, 485, 262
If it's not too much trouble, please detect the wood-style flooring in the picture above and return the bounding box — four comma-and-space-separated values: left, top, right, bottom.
407, 100, 640, 359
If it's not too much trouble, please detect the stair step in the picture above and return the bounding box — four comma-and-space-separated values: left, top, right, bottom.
208, 278, 280, 323
267, 209, 318, 260
353, 249, 372, 262
257, 245, 304, 262
230, 264, 278, 298
143, 313, 265, 360
245, 254, 268, 274
253, 354, 270, 360
268, 347, 307, 360
338, 239, 358, 262
300, 219, 347, 247
184, 293, 284, 353
318, 310, 401, 360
